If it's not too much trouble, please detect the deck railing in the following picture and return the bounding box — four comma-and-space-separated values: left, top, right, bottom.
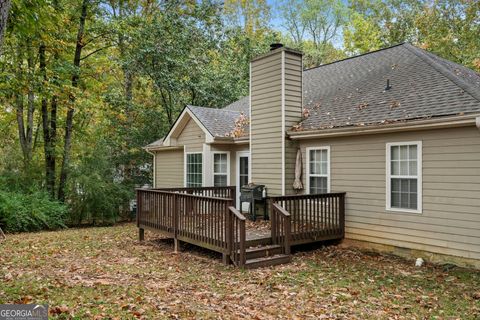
137, 187, 235, 253
271, 203, 291, 255
270, 192, 345, 245
227, 206, 246, 267
154, 186, 236, 204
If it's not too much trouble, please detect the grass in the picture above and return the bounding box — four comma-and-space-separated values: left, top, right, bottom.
0, 223, 479, 319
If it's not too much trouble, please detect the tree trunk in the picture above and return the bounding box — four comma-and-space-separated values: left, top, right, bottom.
15, 43, 36, 168
40, 44, 57, 197
57, 0, 88, 202
0, 0, 11, 55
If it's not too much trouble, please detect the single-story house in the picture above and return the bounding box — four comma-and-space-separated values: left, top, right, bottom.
144, 43, 480, 267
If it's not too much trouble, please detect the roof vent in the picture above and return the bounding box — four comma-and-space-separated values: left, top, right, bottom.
385, 79, 392, 91
270, 43, 284, 51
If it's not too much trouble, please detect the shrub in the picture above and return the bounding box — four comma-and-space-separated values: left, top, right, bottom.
0, 190, 67, 233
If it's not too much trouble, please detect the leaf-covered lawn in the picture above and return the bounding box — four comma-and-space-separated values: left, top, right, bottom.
0, 224, 479, 319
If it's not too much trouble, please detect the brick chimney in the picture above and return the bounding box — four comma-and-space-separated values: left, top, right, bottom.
249, 44, 303, 196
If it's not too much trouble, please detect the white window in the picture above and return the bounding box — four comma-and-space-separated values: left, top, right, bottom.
386, 141, 422, 213
213, 152, 229, 187
185, 153, 202, 187
306, 146, 330, 194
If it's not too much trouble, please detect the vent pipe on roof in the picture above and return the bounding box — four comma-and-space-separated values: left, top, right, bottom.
270, 43, 284, 51
385, 79, 392, 91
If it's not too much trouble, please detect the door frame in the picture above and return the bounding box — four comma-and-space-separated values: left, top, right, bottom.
236, 151, 250, 210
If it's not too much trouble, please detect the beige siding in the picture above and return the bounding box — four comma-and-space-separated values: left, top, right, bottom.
284, 51, 302, 195
251, 52, 283, 195
177, 118, 205, 152
154, 150, 184, 188
250, 49, 302, 196
299, 126, 480, 260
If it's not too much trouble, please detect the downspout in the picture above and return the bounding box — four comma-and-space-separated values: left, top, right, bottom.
476, 116, 480, 131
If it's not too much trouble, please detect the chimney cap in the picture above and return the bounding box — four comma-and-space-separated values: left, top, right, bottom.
270, 43, 284, 51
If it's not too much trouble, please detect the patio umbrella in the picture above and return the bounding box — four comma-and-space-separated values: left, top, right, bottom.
293, 149, 304, 190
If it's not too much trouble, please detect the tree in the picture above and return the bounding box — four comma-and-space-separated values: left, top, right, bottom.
57, 0, 89, 202
224, 0, 270, 36
0, 0, 11, 54
279, 0, 346, 67
280, 0, 305, 45
416, 0, 480, 71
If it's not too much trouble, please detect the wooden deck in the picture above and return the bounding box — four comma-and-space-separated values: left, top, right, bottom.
136, 186, 345, 268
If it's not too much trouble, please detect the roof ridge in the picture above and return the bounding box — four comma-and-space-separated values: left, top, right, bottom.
304, 42, 406, 72
189, 104, 242, 114
403, 43, 480, 102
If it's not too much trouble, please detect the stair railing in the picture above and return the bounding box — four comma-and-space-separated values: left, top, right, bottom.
271, 202, 291, 255
227, 206, 246, 267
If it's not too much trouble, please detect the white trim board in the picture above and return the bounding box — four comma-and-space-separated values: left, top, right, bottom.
248, 63, 252, 184
184, 150, 204, 187
386, 141, 423, 214
164, 107, 214, 146
305, 146, 331, 194
212, 151, 230, 187
236, 151, 250, 210
281, 50, 286, 195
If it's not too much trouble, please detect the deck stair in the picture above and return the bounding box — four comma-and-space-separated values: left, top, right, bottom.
235, 244, 291, 268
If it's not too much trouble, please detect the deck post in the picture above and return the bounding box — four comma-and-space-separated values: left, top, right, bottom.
339, 193, 345, 238
270, 198, 277, 244
139, 228, 144, 241
174, 238, 180, 253
222, 253, 230, 265
173, 193, 179, 253
225, 205, 232, 265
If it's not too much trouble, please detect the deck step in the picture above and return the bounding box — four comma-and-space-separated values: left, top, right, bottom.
245, 237, 272, 248
242, 245, 283, 260
245, 254, 291, 269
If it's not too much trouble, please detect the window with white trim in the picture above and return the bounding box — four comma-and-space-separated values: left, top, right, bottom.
387, 142, 422, 213
186, 153, 202, 187
213, 153, 228, 187
307, 147, 330, 194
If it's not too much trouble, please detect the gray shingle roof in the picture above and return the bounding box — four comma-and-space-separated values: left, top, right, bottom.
223, 96, 249, 113
187, 105, 250, 137
145, 137, 164, 149
299, 43, 480, 130
150, 43, 480, 147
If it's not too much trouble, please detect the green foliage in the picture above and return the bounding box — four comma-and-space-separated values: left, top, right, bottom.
0, 189, 67, 233
344, 0, 480, 72
67, 140, 132, 226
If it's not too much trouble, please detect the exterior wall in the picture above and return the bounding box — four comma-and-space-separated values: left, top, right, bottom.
298, 126, 480, 260
154, 149, 184, 188
177, 118, 205, 152
251, 52, 283, 195
250, 48, 302, 196
284, 52, 303, 195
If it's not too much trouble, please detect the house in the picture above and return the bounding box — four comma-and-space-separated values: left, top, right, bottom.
143, 43, 480, 268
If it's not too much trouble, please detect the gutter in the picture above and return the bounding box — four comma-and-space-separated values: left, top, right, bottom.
207, 136, 249, 145
143, 146, 184, 152
288, 114, 480, 140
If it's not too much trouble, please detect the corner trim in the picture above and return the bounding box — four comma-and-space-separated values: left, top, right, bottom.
249, 62, 252, 183
281, 50, 286, 196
